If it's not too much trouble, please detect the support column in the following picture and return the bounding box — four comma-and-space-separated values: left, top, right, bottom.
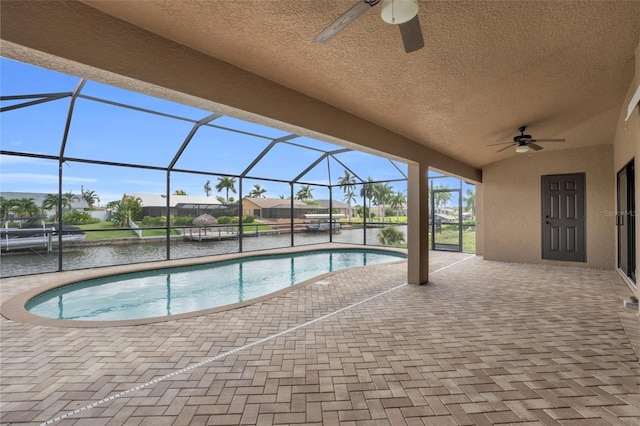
407, 162, 429, 284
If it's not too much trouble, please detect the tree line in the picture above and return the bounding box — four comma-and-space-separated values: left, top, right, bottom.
0, 189, 100, 223
338, 170, 406, 222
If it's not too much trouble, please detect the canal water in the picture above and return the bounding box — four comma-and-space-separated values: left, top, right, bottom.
1, 226, 407, 278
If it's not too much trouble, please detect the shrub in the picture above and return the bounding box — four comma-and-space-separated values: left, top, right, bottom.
440, 224, 459, 233
357, 206, 376, 218
216, 215, 254, 224
62, 210, 100, 225
377, 227, 405, 246
142, 216, 165, 226
217, 216, 232, 224
173, 216, 193, 226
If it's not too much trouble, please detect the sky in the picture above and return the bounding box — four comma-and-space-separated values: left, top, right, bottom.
0, 57, 472, 207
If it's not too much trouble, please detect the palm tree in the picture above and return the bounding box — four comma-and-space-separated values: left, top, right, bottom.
464, 188, 476, 218
248, 184, 267, 198
108, 196, 143, 227
81, 189, 100, 210
13, 198, 40, 218
432, 184, 452, 213
42, 194, 60, 221
62, 192, 78, 212
338, 170, 356, 223
359, 177, 374, 221
216, 176, 237, 203
204, 180, 212, 197
389, 191, 406, 221
41, 192, 76, 219
174, 189, 188, 195
372, 183, 393, 220
295, 184, 313, 201
0, 197, 14, 223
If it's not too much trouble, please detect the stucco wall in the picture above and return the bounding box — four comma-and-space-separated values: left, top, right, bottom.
483, 144, 614, 269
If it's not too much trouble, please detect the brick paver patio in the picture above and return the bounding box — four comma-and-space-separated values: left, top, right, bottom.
1, 247, 638, 425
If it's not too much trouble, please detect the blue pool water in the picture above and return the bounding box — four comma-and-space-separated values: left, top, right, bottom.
26, 249, 405, 321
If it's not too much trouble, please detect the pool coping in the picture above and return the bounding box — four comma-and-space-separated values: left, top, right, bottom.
1, 244, 407, 328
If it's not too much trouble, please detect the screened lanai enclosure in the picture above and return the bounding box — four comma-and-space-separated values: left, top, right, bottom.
1, 58, 474, 278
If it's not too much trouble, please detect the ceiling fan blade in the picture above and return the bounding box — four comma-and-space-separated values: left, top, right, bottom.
487, 142, 513, 146
315, 0, 378, 43
528, 143, 544, 151
529, 138, 566, 143
496, 144, 514, 153
398, 15, 424, 53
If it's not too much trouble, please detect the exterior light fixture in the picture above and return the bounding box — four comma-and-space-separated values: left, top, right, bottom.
381, 0, 419, 25
516, 144, 530, 153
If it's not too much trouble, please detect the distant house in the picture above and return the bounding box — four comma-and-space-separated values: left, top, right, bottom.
123, 193, 227, 217
317, 199, 357, 218
242, 197, 326, 221
370, 202, 407, 218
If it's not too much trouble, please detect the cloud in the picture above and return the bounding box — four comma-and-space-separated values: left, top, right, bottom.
0, 173, 96, 184
0, 155, 52, 166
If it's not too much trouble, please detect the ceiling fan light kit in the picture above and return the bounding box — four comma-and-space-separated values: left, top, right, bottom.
488, 126, 567, 154
380, 0, 419, 25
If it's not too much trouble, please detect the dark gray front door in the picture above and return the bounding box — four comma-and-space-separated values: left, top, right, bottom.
541, 173, 586, 262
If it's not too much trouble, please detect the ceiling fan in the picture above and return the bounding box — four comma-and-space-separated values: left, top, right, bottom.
489, 126, 566, 153
315, 0, 424, 53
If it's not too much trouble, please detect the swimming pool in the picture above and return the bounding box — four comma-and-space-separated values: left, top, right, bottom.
25, 249, 405, 322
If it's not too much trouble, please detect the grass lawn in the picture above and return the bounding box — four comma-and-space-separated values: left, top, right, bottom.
78, 220, 476, 253
368, 225, 476, 253
371, 229, 476, 253
431, 229, 476, 253
142, 228, 181, 237
78, 221, 270, 240
241, 223, 274, 232
78, 222, 179, 240
78, 222, 138, 240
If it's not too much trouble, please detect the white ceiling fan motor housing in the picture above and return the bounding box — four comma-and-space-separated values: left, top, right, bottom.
380, 0, 419, 25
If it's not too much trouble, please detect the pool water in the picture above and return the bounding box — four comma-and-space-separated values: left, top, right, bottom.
26, 249, 405, 321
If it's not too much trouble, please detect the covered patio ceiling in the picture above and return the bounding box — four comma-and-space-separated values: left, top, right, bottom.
69, 0, 640, 169
1, 1, 638, 171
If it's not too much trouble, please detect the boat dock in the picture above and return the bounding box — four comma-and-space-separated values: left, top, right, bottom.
183, 227, 239, 242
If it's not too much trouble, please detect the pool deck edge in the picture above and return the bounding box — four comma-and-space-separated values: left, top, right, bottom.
0, 243, 407, 328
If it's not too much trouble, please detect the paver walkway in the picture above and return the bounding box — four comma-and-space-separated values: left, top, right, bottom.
1, 248, 638, 425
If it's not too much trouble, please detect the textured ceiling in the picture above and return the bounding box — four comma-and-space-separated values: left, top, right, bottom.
77, 1, 639, 168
